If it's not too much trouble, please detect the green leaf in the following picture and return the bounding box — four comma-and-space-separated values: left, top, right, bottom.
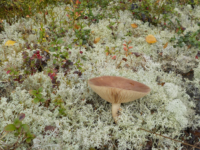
81, 55, 87, 61
26, 131, 35, 138
38, 87, 43, 93
30, 90, 37, 95
14, 132, 20, 137
26, 138, 32, 143
4, 124, 16, 132
21, 124, 30, 132
36, 94, 42, 99
53, 59, 57, 64
57, 39, 63, 44
68, 44, 72, 49
39, 98, 45, 102
33, 98, 40, 103
50, 41, 56, 45
59, 55, 65, 59
16, 127, 22, 134
49, 47, 55, 52
14, 119, 22, 128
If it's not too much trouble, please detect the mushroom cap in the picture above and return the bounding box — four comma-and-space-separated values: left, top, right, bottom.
88, 76, 151, 104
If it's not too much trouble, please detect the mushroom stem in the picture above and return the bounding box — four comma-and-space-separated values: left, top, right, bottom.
112, 103, 121, 123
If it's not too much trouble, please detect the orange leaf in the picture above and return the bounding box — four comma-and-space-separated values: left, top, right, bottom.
123, 44, 127, 46
187, 44, 192, 49
75, 12, 81, 18
74, 24, 80, 30
163, 42, 168, 49
145, 35, 157, 44
131, 23, 138, 28
76, 0, 81, 4
175, 28, 179, 33
123, 47, 128, 51
128, 46, 133, 49
94, 37, 100, 44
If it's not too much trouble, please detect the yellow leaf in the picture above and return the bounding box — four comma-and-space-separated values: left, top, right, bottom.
163, 42, 168, 49
44, 49, 49, 53
5, 40, 16, 46
131, 23, 138, 28
145, 35, 157, 44
94, 37, 100, 44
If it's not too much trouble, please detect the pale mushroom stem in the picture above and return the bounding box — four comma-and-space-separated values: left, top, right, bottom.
112, 103, 121, 123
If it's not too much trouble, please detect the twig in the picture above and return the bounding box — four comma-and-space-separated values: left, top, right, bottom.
138, 128, 200, 150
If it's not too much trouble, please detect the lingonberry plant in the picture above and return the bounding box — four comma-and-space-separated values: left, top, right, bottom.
170, 23, 200, 49
1, 113, 35, 149
29, 87, 45, 103
22, 50, 47, 75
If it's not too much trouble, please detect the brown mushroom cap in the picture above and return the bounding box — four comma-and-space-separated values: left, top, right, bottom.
88, 76, 151, 104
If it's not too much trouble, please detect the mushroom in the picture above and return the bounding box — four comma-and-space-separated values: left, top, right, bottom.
88, 76, 151, 123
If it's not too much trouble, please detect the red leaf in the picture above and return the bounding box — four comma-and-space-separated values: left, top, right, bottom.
123, 47, 128, 51
18, 113, 25, 121
122, 58, 127, 61
112, 55, 116, 60
128, 46, 133, 49
6, 70, 11, 74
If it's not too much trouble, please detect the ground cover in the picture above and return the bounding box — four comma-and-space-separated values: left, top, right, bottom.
0, 0, 200, 149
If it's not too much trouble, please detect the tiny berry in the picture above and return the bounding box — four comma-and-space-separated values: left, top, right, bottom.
37, 54, 42, 59
80, 51, 83, 54
35, 50, 40, 54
